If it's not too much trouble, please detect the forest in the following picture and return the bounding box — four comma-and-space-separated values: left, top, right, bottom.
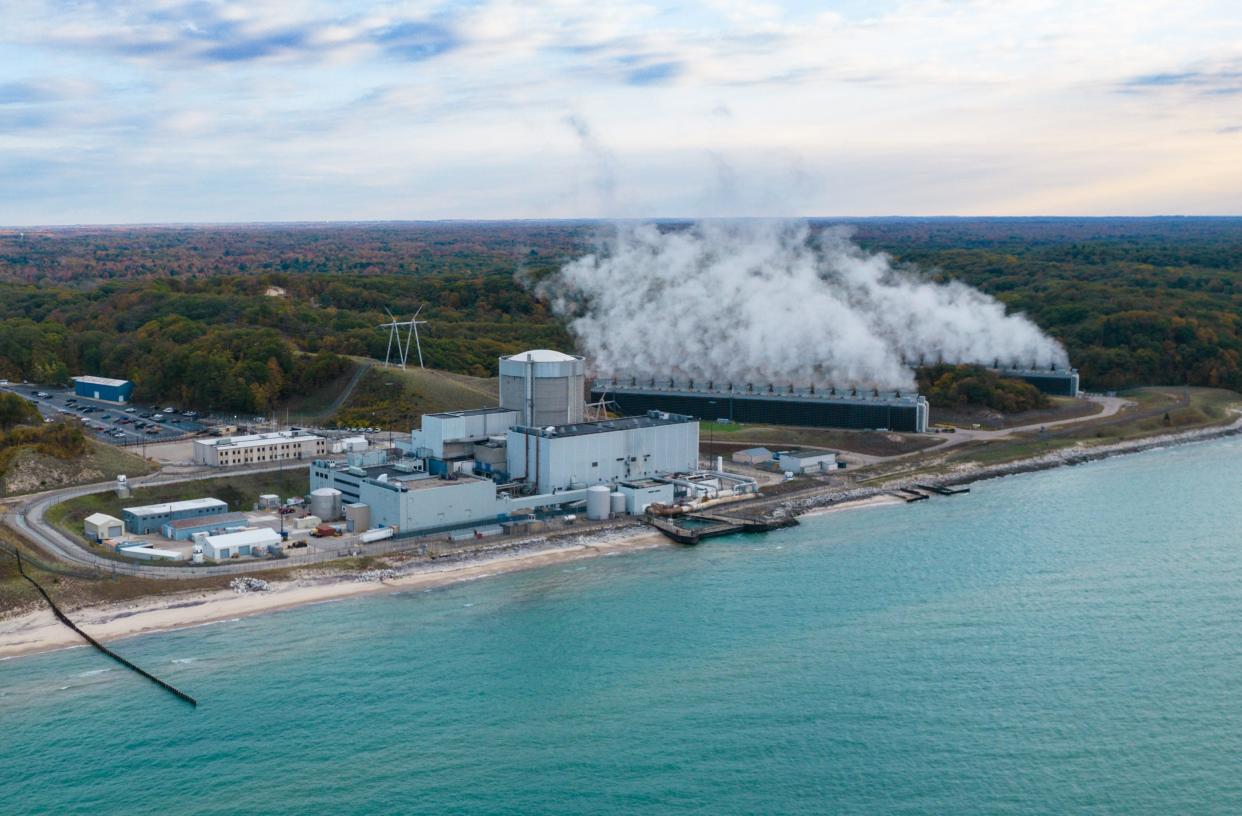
0, 218, 1239, 408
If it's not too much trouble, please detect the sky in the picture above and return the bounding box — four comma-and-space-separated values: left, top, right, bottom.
2, 0, 1241, 224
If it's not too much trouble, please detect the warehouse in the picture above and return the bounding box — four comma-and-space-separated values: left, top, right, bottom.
84, 512, 124, 542
122, 498, 228, 535
506, 411, 700, 494
160, 512, 249, 541
732, 447, 773, 466
202, 528, 281, 560
778, 449, 839, 474
192, 430, 327, 466
593, 379, 930, 433
72, 375, 134, 404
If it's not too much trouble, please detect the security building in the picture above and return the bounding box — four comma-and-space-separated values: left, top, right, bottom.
72, 376, 134, 404
122, 498, 228, 535
506, 411, 700, 494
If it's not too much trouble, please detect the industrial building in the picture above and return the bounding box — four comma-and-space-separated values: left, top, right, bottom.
192, 430, 327, 467
732, 447, 774, 466
201, 528, 281, 560
997, 367, 1080, 397
84, 513, 124, 542
499, 349, 586, 427
506, 413, 699, 494
122, 498, 228, 535
160, 512, 250, 541
72, 375, 134, 404
778, 449, 839, 474
593, 378, 930, 433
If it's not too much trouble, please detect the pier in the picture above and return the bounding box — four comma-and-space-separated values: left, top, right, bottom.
916, 483, 971, 496
646, 510, 799, 545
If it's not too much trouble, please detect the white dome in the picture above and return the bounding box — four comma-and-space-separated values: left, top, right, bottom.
507, 349, 579, 363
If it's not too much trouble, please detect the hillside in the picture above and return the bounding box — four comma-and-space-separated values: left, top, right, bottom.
332, 363, 500, 430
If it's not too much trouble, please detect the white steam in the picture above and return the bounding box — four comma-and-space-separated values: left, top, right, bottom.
539, 221, 1067, 392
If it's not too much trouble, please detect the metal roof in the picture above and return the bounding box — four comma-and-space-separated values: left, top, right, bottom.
73, 375, 131, 388
779, 448, 837, 459
204, 528, 281, 547
515, 412, 695, 439
425, 407, 516, 419
84, 512, 122, 526
123, 498, 227, 517
164, 512, 248, 530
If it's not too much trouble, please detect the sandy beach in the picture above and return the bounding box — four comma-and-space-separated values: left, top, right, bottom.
0, 527, 669, 660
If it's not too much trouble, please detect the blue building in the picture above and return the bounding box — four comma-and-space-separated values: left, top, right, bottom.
72, 375, 134, 404
160, 512, 249, 541
122, 498, 228, 535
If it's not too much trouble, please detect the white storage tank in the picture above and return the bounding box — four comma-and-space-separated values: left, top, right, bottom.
498, 349, 586, 427
610, 491, 626, 515
309, 487, 342, 520
586, 485, 612, 520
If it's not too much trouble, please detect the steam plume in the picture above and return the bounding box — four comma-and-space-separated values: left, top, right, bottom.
538, 221, 1068, 391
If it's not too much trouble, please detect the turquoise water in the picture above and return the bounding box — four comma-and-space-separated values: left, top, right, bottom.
4, 438, 1242, 814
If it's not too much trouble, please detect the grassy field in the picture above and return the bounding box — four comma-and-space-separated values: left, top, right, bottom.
46, 470, 312, 549
699, 422, 944, 457
931, 396, 1102, 430
333, 362, 499, 430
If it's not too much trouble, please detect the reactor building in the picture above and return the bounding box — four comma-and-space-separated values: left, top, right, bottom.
309, 349, 706, 537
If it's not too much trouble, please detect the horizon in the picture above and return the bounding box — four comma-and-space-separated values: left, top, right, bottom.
6, 214, 1242, 231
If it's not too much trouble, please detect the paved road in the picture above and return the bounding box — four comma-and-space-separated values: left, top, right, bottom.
3, 463, 353, 580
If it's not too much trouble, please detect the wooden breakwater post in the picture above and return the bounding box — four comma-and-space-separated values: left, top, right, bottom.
15, 549, 197, 707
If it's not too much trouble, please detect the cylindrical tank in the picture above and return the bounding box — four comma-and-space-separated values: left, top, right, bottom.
586, 485, 611, 520
498, 349, 586, 427
610, 491, 626, 514
310, 487, 342, 520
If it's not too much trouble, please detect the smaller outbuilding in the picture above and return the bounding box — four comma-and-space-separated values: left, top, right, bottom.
731, 447, 774, 466
118, 544, 182, 562
84, 512, 124, 542
777, 449, 839, 475
618, 479, 675, 514
202, 528, 281, 560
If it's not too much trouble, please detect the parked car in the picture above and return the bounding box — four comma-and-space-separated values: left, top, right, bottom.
124, 407, 136, 413
182, 410, 198, 417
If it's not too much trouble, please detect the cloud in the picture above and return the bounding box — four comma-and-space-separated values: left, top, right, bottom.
1120, 63, 1242, 96
42, 1, 463, 66
624, 60, 684, 86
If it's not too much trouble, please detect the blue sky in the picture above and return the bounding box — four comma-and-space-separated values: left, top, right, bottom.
2, 0, 1240, 224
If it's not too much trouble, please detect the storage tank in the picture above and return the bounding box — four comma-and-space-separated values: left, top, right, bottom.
610, 491, 626, 515
499, 349, 586, 427
586, 485, 611, 520
309, 487, 342, 520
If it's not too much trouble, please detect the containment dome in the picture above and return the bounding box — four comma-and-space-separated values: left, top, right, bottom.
499, 349, 587, 427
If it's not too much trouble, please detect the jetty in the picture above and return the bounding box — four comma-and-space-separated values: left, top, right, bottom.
646, 510, 799, 545
892, 488, 930, 503
916, 483, 971, 496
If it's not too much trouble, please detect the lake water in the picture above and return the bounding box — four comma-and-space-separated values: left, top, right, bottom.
3, 437, 1241, 815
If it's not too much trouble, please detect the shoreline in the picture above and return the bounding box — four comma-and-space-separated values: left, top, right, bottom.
3, 420, 1239, 662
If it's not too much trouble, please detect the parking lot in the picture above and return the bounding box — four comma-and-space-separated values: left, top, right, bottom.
2, 383, 210, 446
